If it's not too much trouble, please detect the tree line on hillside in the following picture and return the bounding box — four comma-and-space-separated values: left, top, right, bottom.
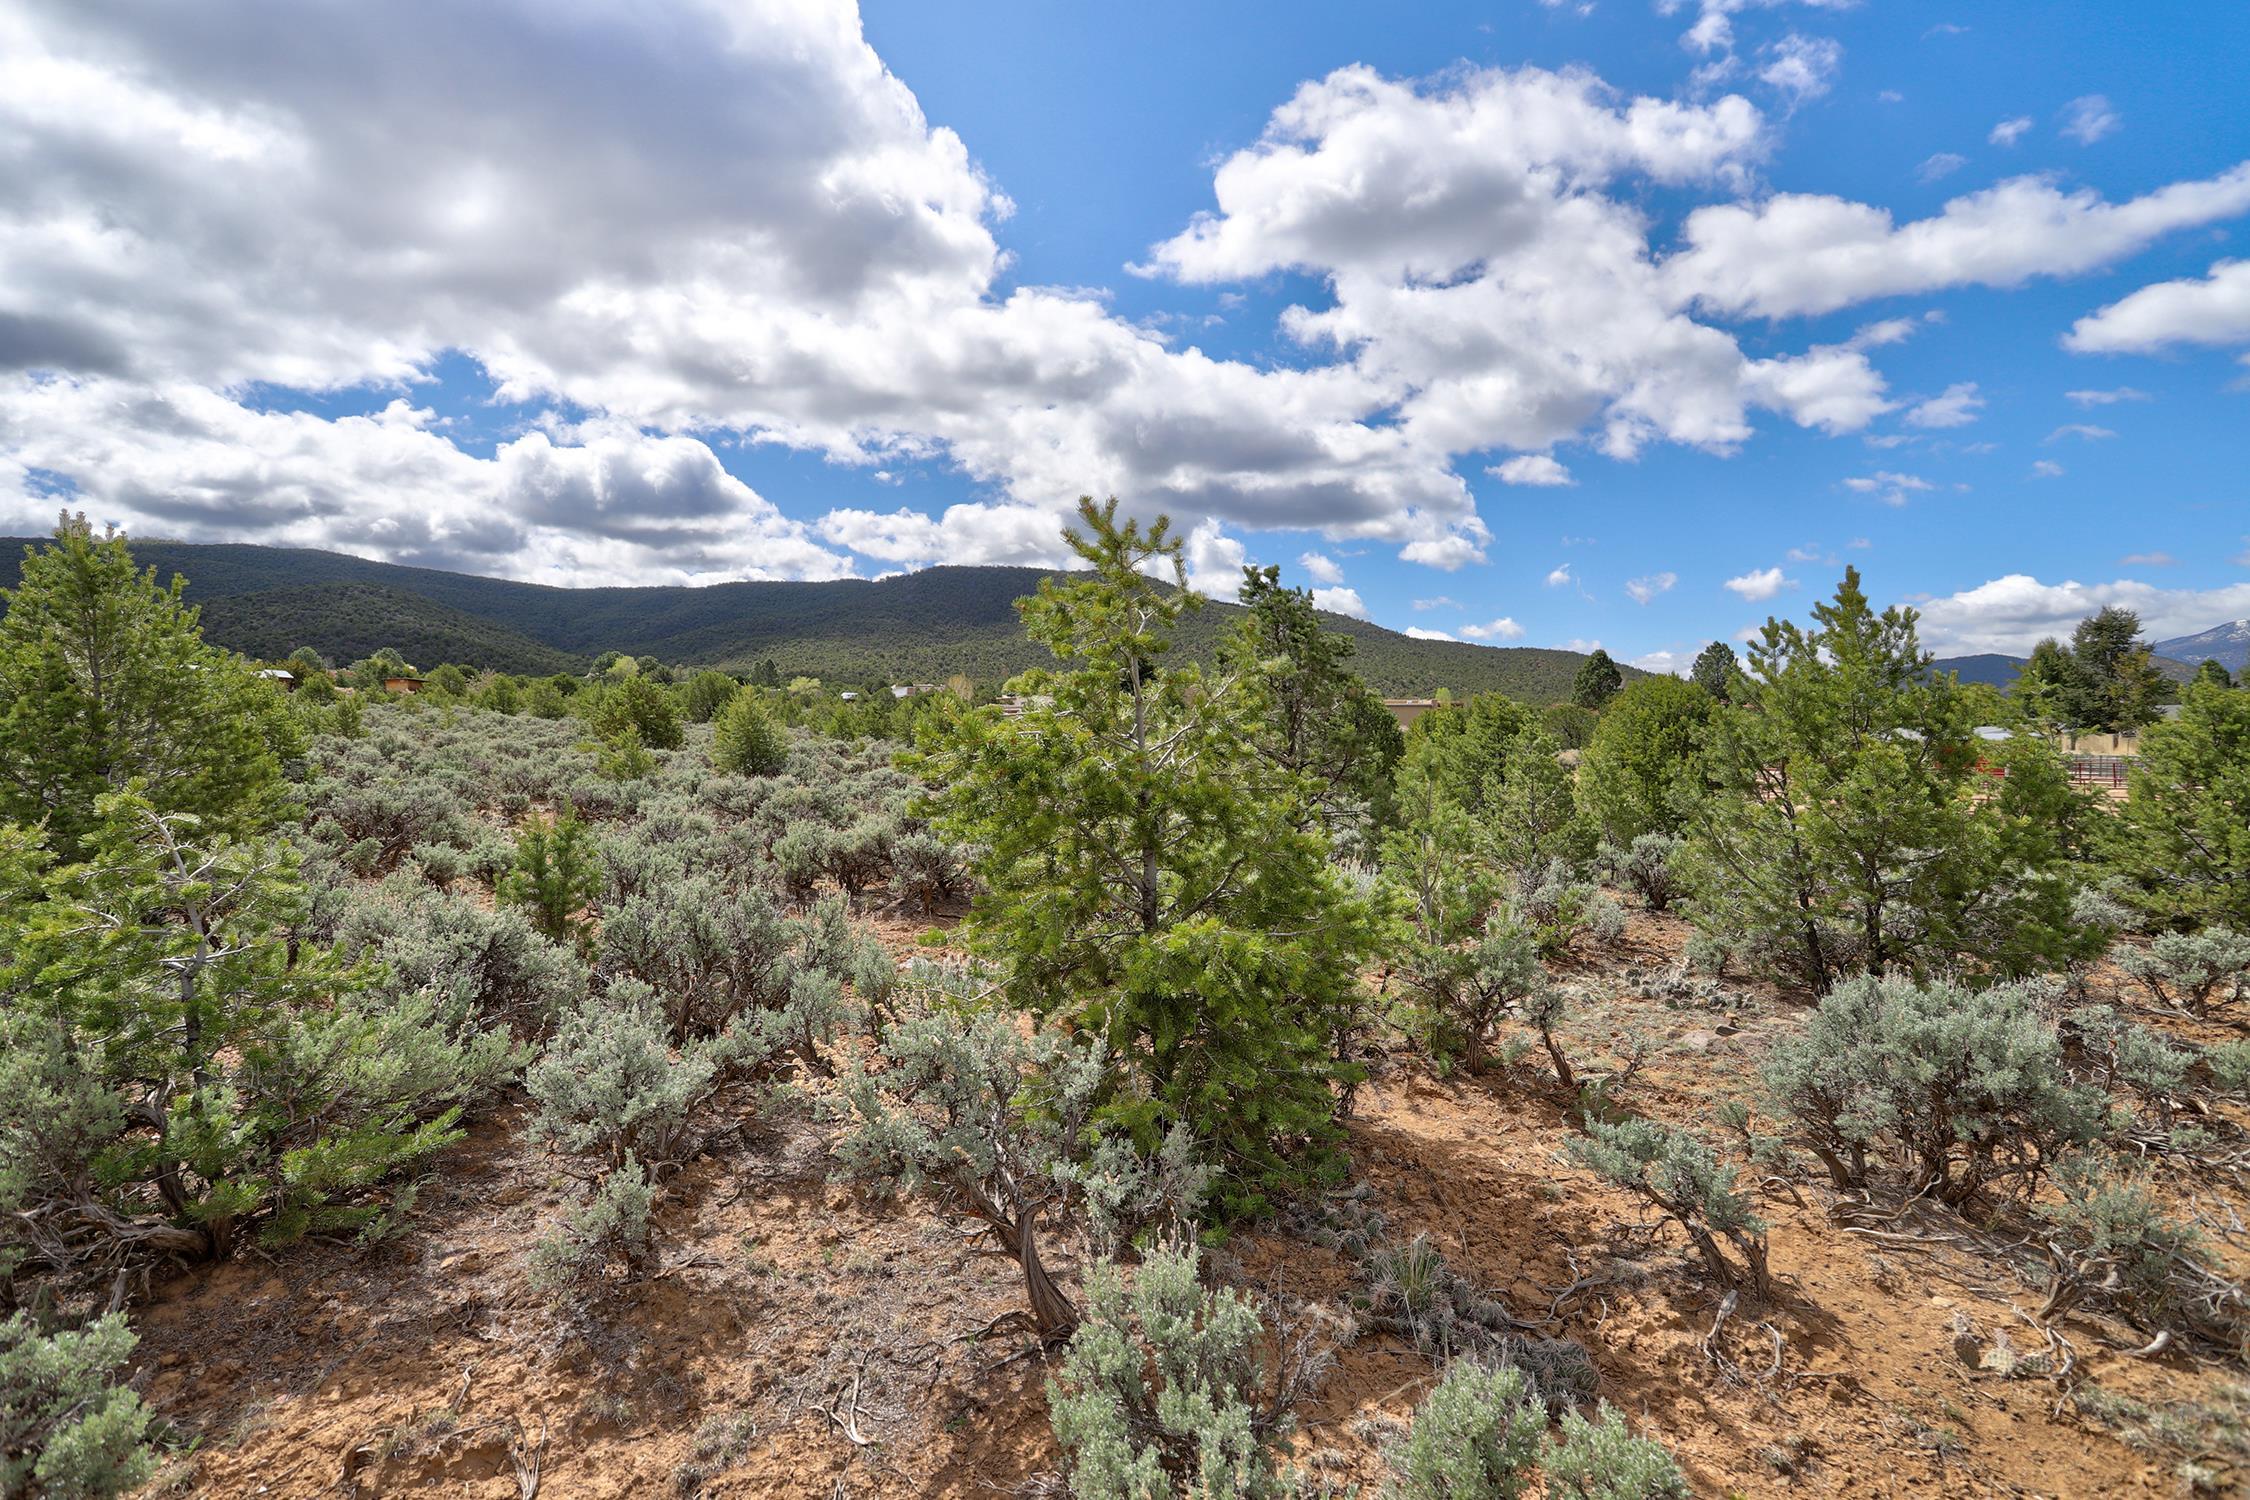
1, 534, 1635, 703
2, 508, 2248, 1495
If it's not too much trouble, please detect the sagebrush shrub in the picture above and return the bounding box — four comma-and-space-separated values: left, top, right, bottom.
1543, 1404, 1690, 1500
530, 1157, 656, 1292
598, 877, 796, 1041
771, 823, 830, 906
2033, 1153, 2244, 1349
0, 1312, 154, 1500
327, 871, 587, 1034
1046, 1246, 1295, 1499
1386, 1359, 1543, 1500
1399, 913, 1545, 1076
2067, 1006, 2194, 1131
2205, 1041, 2250, 1100
1512, 861, 1622, 959
836, 995, 1114, 1337
1569, 1119, 1768, 1293
1606, 833, 1682, 913
526, 982, 719, 1171
2116, 931, 2250, 1015
1760, 976, 2107, 1205
887, 829, 962, 914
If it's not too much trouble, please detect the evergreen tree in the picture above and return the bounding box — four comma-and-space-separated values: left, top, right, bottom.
1491, 727, 1594, 873
1401, 692, 1533, 816
0, 1312, 154, 1499
1538, 701, 1598, 751
1578, 675, 1715, 843
2016, 608, 2173, 732
1683, 569, 2090, 993
498, 804, 603, 946
711, 689, 789, 777
2070, 606, 2172, 732
1689, 640, 1739, 702
2104, 678, 2250, 929
911, 499, 1377, 1213
0, 517, 299, 861
2012, 637, 2088, 732
477, 674, 521, 715
283, 645, 331, 678
2192, 658, 2235, 692
1571, 648, 1623, 710
588, 673, 683, 749
0, 792, 508, 1287
679, 668, 740, 723
1226, 565, 1402, 843
349, 647, 414, 690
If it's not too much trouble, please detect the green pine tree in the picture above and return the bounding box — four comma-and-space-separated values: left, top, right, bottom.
909, 499, 1377, 1214
1579, 675, 1716, 843
498, 803, 603, 946
2104, 677, 2250, 929
1689, 639, 1738, 702
711, 689, 789, 776
1226, 565, 1402, 845
1571, 648, 1623, 710
1683, 568, 2090, 993
0, 516, 300, 861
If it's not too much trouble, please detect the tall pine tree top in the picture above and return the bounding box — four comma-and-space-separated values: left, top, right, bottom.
0, 516, 299, 860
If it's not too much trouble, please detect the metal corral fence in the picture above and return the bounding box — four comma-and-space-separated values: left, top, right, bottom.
2066, 754, 2131, 790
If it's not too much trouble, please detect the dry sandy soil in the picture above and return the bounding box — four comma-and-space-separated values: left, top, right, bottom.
128, 907, 2248, 1498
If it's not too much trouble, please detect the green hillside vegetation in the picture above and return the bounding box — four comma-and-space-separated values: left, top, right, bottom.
196, 583, 585, 676
0, 537, 1638, 699
1933, 651, 2200, 690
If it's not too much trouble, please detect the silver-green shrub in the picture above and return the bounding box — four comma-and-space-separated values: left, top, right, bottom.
1543, 1404, 1690, 1500
526, 982, 720, 1172
0, 1312, 153, 1500
1568, 1119, 1768, 1293
2116, 931, 2250, 1015
1385, 1359, 1543, 1500
1759, 975, 2108, 1205
1046, 1246, 1295, 1500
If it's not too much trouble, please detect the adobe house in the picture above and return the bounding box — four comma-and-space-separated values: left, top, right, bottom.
383, 675, 425, 695
1383, 698, 1440, 729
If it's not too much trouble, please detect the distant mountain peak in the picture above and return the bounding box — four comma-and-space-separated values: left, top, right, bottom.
2153, 619, 2250, 673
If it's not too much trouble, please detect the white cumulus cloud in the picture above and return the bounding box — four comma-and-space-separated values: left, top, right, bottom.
1667, 165, 2250, 319
1626, 571, 1679, 604
1311, 585, 1370, 619
1904, 382, 1984, 428
1913, 573, 2250, 655
1724, 565, 1793, 600
1299, 551, 1346, 584
1462, 617, 1527, 640
1491, 455, 1576, 487
2066, 260, 2250, 355
2061, 94, 2121, 145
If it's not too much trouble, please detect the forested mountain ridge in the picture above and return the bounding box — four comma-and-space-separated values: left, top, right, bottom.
1932, 651, 2201, 689
196, 583, 585, 676
0, 536, 1639, 698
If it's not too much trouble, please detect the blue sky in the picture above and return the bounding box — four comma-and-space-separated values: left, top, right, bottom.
3, 0, 2248, 665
